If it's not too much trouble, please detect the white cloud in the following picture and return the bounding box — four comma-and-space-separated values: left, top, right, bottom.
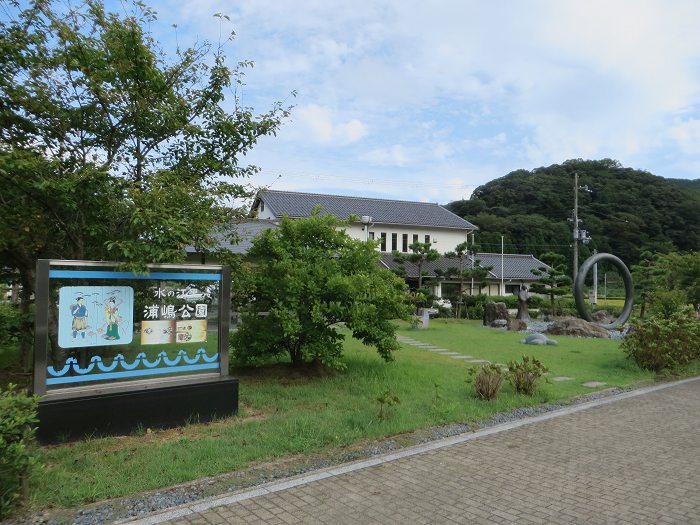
292, 104, 367, 144
151, 0, 700, 193
360, 145, 412, 167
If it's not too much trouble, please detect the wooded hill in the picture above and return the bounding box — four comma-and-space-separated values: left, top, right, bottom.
445, 159, 700, 268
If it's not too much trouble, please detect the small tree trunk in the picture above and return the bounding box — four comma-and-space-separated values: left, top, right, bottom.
289, 346, 304, 367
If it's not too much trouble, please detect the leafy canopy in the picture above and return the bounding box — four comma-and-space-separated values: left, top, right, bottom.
0, 0, 290, 275
231, 213, 412, 369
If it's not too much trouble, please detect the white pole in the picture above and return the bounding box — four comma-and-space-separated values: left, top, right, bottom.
501, 235, 504, 296
592, 249, 598, 304
470, 233, 475, 295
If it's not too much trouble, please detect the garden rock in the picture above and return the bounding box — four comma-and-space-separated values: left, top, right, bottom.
592, 310, 614, 324
483, 301, 508, 326
507, 318, 527, 331
546, 318, 610, 338
491, 319, 507, 328
521, 333, 558, 346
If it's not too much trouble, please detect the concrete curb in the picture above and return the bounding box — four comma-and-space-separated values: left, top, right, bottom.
118, 375, 700, 525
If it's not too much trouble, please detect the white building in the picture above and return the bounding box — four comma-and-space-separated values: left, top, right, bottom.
246, 190, 548, 297
252, 190, 478, 253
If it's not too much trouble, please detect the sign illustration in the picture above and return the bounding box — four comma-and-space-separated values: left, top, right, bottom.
57, 286, 134, 348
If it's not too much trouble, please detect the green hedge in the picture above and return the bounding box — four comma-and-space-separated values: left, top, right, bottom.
621, 311, 700, 373
0, 385, 39, 519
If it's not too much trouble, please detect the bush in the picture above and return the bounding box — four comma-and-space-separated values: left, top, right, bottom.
621, 310, 700, 373
467, 363, 504, 400
0, 303, 22, 345
507, 356, 548, 395
0, 385, 39, 519
649, 290, 688, 320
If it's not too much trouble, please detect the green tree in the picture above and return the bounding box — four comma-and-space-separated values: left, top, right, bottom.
0, 0, 289, 368
231, 214, 411, 369
392, 242, 440, 313
392, 242, 441, 290
658, 252, 700, 319
444, 241, 491, 318
631, 250, 665, 318
530, 252, 572, 315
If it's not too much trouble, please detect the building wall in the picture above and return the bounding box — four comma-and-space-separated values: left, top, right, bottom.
346, 223, 470, 253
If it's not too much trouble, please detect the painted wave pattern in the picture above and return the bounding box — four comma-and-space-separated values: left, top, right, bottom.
47, 348, 218, 378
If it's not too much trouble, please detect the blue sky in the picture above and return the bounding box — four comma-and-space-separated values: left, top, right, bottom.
120, 1, 700, 202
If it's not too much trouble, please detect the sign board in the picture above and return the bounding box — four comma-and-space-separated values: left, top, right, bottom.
33, 260, 230, 397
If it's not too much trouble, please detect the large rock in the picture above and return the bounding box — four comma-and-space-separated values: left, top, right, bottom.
507, 318, 527, 331
546, 318, 610, 338
521, 333, 558, 346
483, 301, 508, 326
591, 310, 614, 324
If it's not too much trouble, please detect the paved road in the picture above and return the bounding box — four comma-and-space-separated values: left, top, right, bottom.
133, 378, 700, 524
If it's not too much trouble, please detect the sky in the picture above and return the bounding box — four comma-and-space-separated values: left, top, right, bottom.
125, 1, 700, 202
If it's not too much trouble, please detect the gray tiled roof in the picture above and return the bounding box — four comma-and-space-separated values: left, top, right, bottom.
380, 253, 549, 280
470, 253, 549, 280
257, 190, 477, 230
185, 220, 278, 255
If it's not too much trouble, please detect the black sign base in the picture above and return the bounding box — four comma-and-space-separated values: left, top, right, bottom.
37, 377, 238, 443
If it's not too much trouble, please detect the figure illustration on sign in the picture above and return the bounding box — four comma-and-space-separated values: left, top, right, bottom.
70, 296, 89, 339
103, 296, 122, 340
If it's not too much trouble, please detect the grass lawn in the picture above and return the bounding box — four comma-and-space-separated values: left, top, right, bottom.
25, 319, 661, 511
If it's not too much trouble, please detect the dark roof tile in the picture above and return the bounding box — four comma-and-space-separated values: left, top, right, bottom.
258, 190, 477, 230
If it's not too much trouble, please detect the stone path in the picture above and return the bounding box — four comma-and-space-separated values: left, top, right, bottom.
126, 377, 700, 525
396, 335, 607, 389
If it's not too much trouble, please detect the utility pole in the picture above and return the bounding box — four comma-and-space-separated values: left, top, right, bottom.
573, 172, 579, 283
571, 172, 591, 283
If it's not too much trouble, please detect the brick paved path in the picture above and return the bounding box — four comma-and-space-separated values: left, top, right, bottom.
137, 379, 700, 524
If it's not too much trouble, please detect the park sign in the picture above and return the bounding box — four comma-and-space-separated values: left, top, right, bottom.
33, 259, 238, 441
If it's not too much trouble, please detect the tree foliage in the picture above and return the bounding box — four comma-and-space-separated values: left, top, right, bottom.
529, 252, 571, 315
443, 241, 491, 318
0, 0, 289, 366
446, 159, 700, 269
230, 214, 411, 369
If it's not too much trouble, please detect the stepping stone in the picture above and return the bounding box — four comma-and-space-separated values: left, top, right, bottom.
438, 351, 459, 355
465, 359, 490, 364
427, 348, 449, 352
582, 381, 607, 388
450, 355, 474, 359
552, 376, 574, 382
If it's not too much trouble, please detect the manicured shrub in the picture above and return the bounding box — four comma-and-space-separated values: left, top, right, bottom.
507, 355, 548, 395
621, 310, 700, 373
468, 363, 504, 400
0, 384, 39, 519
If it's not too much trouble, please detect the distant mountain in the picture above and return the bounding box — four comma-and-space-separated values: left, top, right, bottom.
445, 159, 700, 267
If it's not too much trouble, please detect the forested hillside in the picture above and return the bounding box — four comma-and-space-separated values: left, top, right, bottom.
668, 178, 700, 193
446, 159, 700, 267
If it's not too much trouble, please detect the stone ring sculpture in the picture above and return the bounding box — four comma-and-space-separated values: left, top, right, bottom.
574, 252, 634, 330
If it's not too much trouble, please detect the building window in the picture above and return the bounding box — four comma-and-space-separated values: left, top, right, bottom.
391, 233, 398, 251
369, 232, 375, 240
259, 202, 265, 212
412, 234, 418, 245
424, 234, 430, 244
402, 234, 408, 252
380, 233, 386, 251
